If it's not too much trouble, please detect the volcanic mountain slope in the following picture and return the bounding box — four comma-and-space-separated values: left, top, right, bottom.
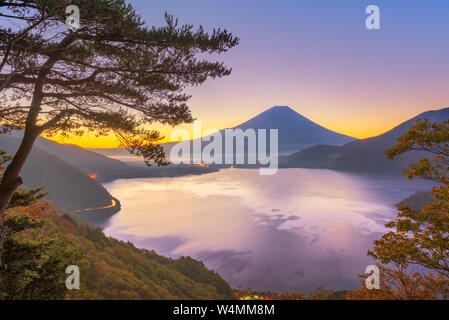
232, 106, 355, 153
93, 106, 356, 160
196, 106, 355, 155
280, 107, 449, 174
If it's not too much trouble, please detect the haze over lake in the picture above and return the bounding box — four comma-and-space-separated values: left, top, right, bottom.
103, 169, 433, 292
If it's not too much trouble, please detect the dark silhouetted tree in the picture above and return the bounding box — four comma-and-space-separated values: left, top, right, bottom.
0, 0, 238, 267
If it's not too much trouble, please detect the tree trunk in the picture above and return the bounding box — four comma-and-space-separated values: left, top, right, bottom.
0, 129, 38, 269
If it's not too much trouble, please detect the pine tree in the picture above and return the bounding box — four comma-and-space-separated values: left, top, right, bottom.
0, 0, 239, 266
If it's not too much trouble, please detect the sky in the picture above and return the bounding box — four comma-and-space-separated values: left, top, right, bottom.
52, 0, 449, 148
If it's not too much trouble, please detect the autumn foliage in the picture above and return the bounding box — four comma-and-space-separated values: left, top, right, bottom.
349, 119, 449, 300
0, 202, 233, 300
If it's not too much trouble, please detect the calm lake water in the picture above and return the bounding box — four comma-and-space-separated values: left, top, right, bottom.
102, 169, 433, 292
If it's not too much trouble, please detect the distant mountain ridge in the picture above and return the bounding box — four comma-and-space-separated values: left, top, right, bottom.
0, 135, 117, 212
92, 106, 356, 160
33, 136, 131, 181
4, 133, 217, 182
280, 107, 449, 174
0, 134, 216, 213
3, 106, 446, 214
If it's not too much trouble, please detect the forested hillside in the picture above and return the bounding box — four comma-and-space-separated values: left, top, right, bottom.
0, 203, 233, 300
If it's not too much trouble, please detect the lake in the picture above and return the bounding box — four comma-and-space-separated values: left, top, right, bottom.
102, 168, 433, 292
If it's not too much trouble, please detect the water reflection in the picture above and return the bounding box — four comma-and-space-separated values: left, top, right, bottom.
103, 169, 432, 292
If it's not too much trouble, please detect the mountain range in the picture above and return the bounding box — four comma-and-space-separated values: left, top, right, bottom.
280, 107, 449, 174
92, 106, 356, 160
0, 134, 117, 212
0, 134, 215, 214
1, 106, 447, 215
31, 136, 216, 182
